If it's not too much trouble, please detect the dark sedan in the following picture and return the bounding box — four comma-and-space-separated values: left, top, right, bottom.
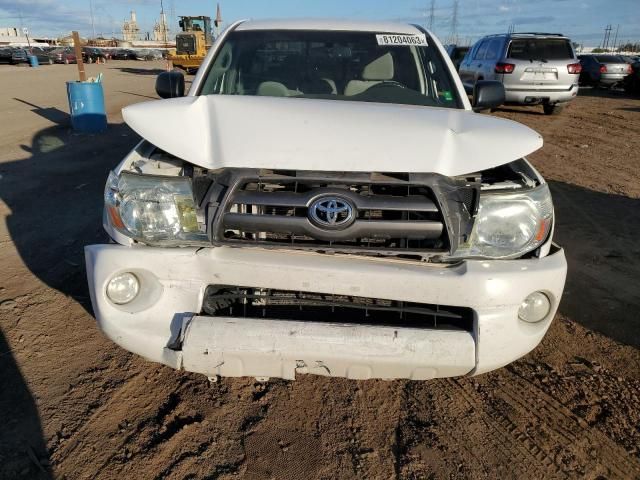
579, 54, 632, 87
28, 46, 55, 64
10, 48, 29, 64
82, 47, 108, 63
0, 47, 14, 63
49, 47, 77, 64
111, 49, 136, 60
623, 61, 640, 96
445, 44, 470, 72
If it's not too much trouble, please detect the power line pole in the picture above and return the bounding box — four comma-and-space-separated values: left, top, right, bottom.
428, 0, 435, 31
449, 0, 458, 45
602, 24, 612, 50
612, 24, 619, 51
89, 0, 96, 39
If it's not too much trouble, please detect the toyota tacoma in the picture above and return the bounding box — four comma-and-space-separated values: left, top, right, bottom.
85, 19, 567, 381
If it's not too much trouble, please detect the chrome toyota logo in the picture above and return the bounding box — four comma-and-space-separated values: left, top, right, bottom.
309, 196, 355, 229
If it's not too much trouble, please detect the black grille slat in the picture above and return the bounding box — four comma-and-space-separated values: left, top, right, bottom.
232, 190, 438, 212
223, 213, 443, 241
212, 171, 454, 256
202, 286, 474, 332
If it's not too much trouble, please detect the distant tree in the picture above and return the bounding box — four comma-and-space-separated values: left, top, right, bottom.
591, 47, 606, 53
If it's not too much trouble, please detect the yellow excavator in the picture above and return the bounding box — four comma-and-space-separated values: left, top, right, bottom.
169, 15, 213, 73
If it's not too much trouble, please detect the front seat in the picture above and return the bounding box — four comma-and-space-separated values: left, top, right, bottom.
344, 53, 395, 96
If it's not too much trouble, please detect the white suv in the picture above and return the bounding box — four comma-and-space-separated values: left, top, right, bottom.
459, 33, 581, 115
85, 19, 566, 381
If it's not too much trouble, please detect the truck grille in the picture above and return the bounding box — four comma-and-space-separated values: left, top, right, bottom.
207, 170, 478, 257
202, 285, 475, 332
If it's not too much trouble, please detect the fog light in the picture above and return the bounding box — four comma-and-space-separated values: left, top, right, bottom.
518, 292, 551, 323
106, 272, 140, 305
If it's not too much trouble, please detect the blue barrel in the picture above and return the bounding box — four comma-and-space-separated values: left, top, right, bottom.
66, 81, 107, 133
28, 55, 39, 67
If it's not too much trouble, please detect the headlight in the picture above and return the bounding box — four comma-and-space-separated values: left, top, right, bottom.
105, 171, 208, 245
455, 184, 553, 258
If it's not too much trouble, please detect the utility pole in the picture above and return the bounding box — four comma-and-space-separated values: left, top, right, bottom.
612, 24, 619, 51
449, 0, 459, 45
602, 24, 612, 50
90, 0, 96, 39
428, 0, 435, 31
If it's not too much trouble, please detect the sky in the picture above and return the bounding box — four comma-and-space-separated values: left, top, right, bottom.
0, 0, 638, 47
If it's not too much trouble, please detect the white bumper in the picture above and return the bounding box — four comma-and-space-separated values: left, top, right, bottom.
85, 245, 567, 380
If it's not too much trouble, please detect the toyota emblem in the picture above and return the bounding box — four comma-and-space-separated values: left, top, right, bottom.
308, 196, 356, 229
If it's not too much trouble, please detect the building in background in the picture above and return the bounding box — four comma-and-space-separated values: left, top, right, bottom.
153, 12, 170, 42
122, 11, 140, 42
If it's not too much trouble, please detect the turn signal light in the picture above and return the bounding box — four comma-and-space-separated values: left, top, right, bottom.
495, 62, 515, 74
567, 63, 582, 74
599, 65, 607, 73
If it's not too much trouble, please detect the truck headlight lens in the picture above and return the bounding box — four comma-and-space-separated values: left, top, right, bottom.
105, 171, 208, 245
457, 184, 553, 258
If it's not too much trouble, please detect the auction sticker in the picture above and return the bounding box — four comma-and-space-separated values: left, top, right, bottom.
376, 34, 428, 46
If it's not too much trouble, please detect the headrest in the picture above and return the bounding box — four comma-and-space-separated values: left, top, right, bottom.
362, 53, 394, 81
257, 81, 289, 97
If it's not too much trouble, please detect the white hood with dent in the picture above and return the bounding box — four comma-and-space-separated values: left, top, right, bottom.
122, 96, 542, 176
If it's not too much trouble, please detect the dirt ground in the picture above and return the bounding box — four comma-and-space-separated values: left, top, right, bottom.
0, 61, 639, 480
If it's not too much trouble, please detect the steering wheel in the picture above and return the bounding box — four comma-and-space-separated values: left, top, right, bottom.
369, 80, 408, 89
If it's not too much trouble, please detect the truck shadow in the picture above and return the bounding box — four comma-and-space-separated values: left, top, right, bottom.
0, 330, 52, 479
549, 180, 640, 348
0, 122, 137, 477
0, 122, 138, 314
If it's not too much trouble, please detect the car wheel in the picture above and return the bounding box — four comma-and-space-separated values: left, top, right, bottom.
543, 104, 563, 115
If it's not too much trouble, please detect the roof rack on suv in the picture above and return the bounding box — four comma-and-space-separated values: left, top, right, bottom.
512, 32, 565, 36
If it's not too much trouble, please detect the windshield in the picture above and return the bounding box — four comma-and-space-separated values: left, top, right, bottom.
507, 38, 574, 61
199, 29, 462, 109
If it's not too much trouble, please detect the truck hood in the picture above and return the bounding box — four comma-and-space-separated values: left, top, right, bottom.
123, 95, 543, 176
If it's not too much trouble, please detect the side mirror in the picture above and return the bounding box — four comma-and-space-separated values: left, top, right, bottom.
155, 71, 185, 99
472, 80, 505, 111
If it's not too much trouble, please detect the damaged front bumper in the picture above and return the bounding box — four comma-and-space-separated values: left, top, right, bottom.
85, 244, 567, 380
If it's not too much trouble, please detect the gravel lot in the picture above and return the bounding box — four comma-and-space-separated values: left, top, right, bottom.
0, 61, 639, 480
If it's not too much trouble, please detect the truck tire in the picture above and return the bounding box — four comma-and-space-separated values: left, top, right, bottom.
543, 104, 564, 115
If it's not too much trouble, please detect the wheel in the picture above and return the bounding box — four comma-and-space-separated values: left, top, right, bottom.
87, 57, 93, 64
543, 104, 564, 115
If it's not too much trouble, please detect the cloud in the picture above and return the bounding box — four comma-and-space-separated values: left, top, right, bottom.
499, 5, 511, 12
0, 0, 96, 35
511, 15, 556, 25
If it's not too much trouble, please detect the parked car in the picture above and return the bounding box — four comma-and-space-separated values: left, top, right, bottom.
49, 47, 76, 64
620, 55, 640, 64
459, 32, 581, 115
445, 44, 470, 71
82, 47, 108, 64
623, 60, 640, 95
0, 47, 13, 63
27, 46, 55, 64
9, 48, 29, 64
86, 19, 566, 382
579, 54, 632, 88
112, 49, 136, 60
136, 49, 164, 61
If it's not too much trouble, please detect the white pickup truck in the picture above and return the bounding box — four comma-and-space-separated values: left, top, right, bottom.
85, 19, 566, 381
